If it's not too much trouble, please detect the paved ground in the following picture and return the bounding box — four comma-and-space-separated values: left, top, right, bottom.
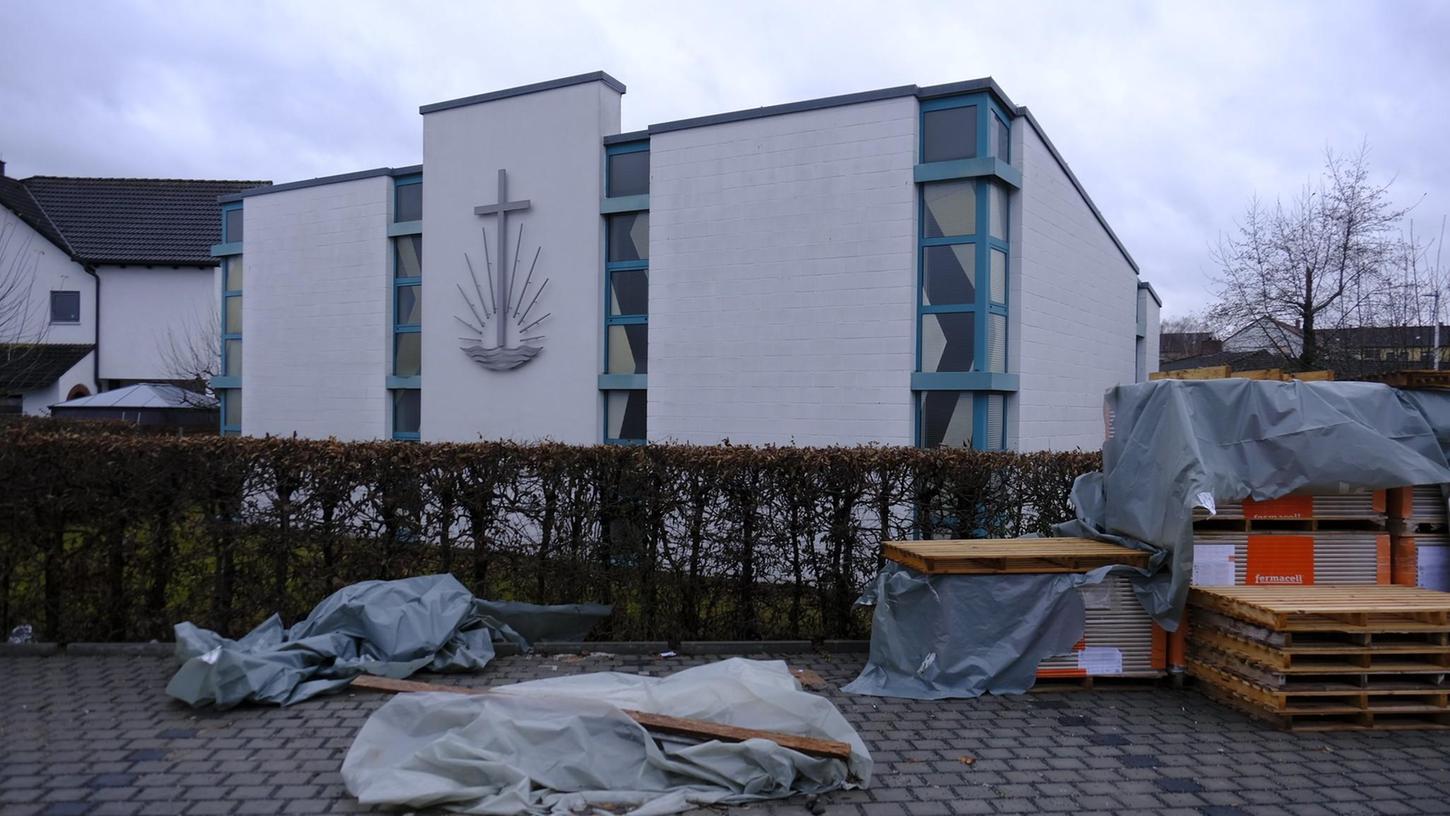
3, 651, 1450, 816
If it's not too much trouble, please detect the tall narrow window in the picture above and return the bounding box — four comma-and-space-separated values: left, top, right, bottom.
216, 201, 245, 436
602, 140, 649, 443
390, 175, 423, 439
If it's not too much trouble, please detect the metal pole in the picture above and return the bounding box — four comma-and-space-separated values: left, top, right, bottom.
1435, 289, 1442, 371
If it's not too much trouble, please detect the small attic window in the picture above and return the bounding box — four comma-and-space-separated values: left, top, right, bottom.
223, 207, 243, 243
50, 290, 80, 323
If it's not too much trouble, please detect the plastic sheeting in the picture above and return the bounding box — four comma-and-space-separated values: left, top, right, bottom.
166, 574, 611, 708
342, 658, 871, 816
844, 380, 1450, 700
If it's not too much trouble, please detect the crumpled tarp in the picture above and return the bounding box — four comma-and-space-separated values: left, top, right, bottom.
341, 658, 871, 816
844, 379, 1450, 700
166, 574, 611, 708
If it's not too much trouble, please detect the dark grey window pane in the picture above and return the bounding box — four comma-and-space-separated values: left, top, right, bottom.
921, 312, 974, 373
607, 150, 649, 197
607, 324, 647, 374
607, 390, 647, 441
609, 269, 648, 316
922, 245, 974, 307
224, 339, 242, 377
394, 333, 421, 377
922, 105, 977, 163
921, 391, 973, 449
393, 390, 420, 434
995, 117, 1011, 162
225, 294, 242, 333
222, 389, 242, 427
989, 185, 1008, 240
395, 182, 422, 223
922, 180, 975, 238
607, 213, 649, 262
49, 290, 80, 323
225, 256, 244, 290
224, 208, 243, 243
395, 235, 422, 278
396, 285, 421, 325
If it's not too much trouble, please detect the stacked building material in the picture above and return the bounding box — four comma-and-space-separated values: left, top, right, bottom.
882, 537, 1164, 685
1389, 486, 1450, 591
1191, 492, 1389, 587
1186, 585, 1450, 730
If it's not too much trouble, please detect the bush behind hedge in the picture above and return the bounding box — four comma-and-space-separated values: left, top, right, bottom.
0, 429, 1099, 643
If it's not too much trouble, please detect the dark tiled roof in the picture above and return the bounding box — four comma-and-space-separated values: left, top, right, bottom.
17, 176, 268, 266
1159, 349, 1296, 372
0, 176, 73, 256
0, 344, 94, 391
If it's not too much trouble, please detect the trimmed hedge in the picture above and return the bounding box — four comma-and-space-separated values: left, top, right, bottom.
0, 429, 1098, 643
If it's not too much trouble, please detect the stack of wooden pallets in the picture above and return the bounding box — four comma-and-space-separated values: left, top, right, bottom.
1389, 485, 1450, 591
882, 537, 1165, 686
1187, 585, 1450, 730
1191, 493, 1390, 587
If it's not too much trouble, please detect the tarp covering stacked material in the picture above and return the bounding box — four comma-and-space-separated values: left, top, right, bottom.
846, 380, 1450, 700
166, 574, 610, 709
342, 658, 871, 816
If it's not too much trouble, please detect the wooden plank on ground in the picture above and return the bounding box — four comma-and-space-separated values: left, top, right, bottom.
882, 537, 1150, 574
348, 674, 854, 761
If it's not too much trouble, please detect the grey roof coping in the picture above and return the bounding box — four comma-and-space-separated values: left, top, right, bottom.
646, 84, 918, 135
1138, 280, 1162, 307
420, 71, 626, 115
218, 165, 420, 203
603, 130, 650, 146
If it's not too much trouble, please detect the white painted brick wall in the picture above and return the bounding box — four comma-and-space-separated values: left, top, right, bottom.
96, 265, 215, 382
241, 177, 390, 439
1013, 123, 1142, 451
648, 98, 918, 446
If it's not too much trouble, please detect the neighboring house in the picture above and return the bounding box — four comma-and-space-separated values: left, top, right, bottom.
1220, 315, 1304, 358
220, 72, 1160, 451
0, 162, 266, 414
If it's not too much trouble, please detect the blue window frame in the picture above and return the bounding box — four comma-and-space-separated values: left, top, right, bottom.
915, 98, 1015, 450
215, 202, 245, 435
602, 139, 649, 443
390, 177, 422, 439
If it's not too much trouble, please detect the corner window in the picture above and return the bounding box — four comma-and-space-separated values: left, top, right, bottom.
223, 207, 244, 243
605, 390, 646, 443
395, 179, 422, 223
50, 290, 80, 323
607, 213, 649, 262
393, 390, 421, 438
919, 392, 1006, 450
607, 149, 649, 197
991, 114, 1011, 163
922, 105, 977, 163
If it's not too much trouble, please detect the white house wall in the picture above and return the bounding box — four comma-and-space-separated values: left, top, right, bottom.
241, 176, 390, 439
420, 80, 620, 443
1, 208, 95, 348
21, 350, 95, 413
648, 97, 918, 446
1013, 122, 1141, 451
96, 265, 215, 382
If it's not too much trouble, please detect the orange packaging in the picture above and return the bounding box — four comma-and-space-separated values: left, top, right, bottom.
1246, 534, 1315, 585
1242, 495, 1314, 519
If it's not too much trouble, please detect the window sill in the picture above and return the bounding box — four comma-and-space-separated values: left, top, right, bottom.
911, 371, 1018, 392
915, 157, 1021, 189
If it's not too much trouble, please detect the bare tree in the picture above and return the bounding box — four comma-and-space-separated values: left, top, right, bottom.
1159, 311, 1213, 336
0, 211, 51, 396
158, 299, 220, 396
1209, 144, 1414, 369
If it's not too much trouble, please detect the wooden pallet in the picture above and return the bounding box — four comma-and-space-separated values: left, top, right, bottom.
1191, 625, 1450, 672
1192, 517, 1387, 532
1197, 680, 1450, 731
1029, 673, 1166, 692
1150, 366, 1334, 382
1189, 609, 1450, 650
881, 537, 1150, 574
1190, 644, 1450, 690
1187, 585, 1450, 631
1360, 369, 1450, 390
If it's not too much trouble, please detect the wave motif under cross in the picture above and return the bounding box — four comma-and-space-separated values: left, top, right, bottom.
456, 168, 550, 371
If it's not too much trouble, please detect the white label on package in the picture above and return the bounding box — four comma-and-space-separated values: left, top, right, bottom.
1420, 547, 1450, 592
1077, 646, 1123, 675
1193, 543, 1237, 586
1080, 582, 1113, 610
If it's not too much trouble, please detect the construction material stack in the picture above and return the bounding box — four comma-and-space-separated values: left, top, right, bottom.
882, 538, 1164, 686
1389, 485, 1450, 591
1186, 585, 1450, 730
1191, 493, 1390, 588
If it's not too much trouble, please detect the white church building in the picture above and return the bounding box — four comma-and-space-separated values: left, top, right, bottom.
216, 72, 1160, 451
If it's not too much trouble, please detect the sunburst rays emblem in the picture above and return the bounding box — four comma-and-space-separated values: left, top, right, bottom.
456, 169, 549, 371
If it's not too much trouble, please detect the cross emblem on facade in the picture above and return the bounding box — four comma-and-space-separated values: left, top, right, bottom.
474, 169, 532, 349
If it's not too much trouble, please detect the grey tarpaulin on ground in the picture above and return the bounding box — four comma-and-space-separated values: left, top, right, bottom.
341, 658, 872, 816
165, 574, 611, 708
844, 379, 1450, 700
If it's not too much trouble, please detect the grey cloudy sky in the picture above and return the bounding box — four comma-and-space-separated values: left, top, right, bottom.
3, 0, 1447, 317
